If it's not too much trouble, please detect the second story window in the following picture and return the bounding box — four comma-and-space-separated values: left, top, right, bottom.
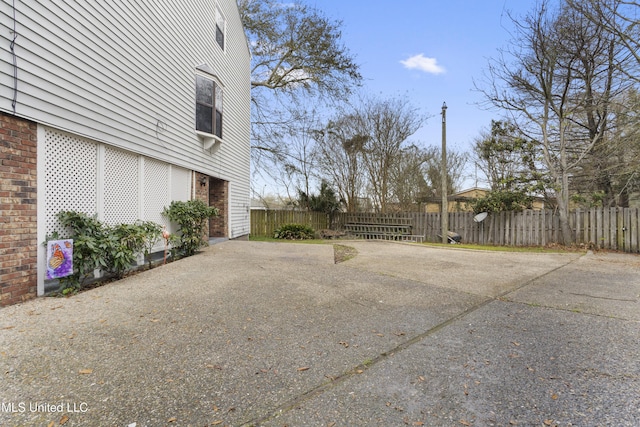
215, 5, 225, 50
196, 75, 223, 139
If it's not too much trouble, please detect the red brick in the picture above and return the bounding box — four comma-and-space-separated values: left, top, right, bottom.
10, 167, 30, 175
0, 173, 22, 180
2, 159, 22, 167
0, 271, 25, 282
12, 240, 34, 248
1, 284, 25, 293
0, 295, 17, 306
10, 287, 30, 298
0, 197, 22, 204
1, 294, 31, 307
1, 259, 20, 268
21, 139, 36, 147
0, 112, 37, 307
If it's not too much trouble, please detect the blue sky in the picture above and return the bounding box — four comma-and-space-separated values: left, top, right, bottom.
313, 0, 539, 187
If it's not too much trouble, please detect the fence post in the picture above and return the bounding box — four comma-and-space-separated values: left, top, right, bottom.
540, 209, 547, 246
575, 209, 581, 245
632, 208, 639, 252
616, 208, 630, 251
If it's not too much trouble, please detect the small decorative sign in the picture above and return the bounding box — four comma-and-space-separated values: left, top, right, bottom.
46, 239, 73, 280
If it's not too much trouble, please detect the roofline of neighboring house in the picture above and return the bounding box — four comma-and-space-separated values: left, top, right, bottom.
452, 187, 549, 200
448, 187, 491, 198
451, 187, 490, 197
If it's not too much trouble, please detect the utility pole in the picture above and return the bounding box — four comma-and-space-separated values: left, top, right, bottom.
441, 102, 448, 244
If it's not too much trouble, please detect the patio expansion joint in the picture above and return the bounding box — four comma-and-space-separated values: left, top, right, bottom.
239, 254, 584, 426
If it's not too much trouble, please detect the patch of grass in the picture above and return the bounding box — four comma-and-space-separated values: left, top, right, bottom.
249, 235, 326, 244
249, 235, 585, 254
420, 242, 584, 254
333, 244, 357, 264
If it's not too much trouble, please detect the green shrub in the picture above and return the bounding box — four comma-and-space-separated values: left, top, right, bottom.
471, 190, 533, 213
106, 223, 148, 279
274, 223, 315, 240
46, 202, 217, 294
139, 221, 163, 268
162, 200, 219, 257
52, 211, 108, 293
48, 211, 163, 293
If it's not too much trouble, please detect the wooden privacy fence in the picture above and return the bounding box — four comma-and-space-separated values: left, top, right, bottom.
339, 208, 640, 252
252, 208, 640, 253
418, 208, 640, 252
250, 210, 329, 237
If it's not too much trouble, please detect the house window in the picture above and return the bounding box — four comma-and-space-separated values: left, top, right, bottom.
196, 75, 223, 139
215, 5, 225, 50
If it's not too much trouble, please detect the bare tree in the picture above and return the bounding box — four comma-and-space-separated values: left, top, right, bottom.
610, 89, 640, 201
565, 0, 640, 206
479, 0, 631, 243
354, 96, 429, 212
315, 96, 430, 213
423, 146, 468, 197
239, 0, 361, 157
280, 107, 322, 205
314, 115, 367, 213
389, 145, 431, 211
571, 87, 640, 206
565, 0, 640, 80
249, 103, 321, 204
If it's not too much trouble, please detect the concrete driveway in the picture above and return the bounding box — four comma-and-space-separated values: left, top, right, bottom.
1, 241, 638, 426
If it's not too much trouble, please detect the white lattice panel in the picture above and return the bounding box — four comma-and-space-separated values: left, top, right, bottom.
171, 166, 191, 202
144, 158, 170, 227
44, 128, 98, 236
44, 128, 195, 240
104, 147, 139, 225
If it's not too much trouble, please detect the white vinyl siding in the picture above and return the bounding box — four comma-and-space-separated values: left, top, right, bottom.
215, 4, 226, 50
1, 0, 251, 237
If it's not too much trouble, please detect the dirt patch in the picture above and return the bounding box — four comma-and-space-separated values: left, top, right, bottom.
333, 244, 358, 264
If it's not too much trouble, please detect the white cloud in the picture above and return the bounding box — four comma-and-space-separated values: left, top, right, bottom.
400, 54, 446, 75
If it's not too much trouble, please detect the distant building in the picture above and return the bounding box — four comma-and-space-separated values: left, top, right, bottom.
424, 188, 547, 213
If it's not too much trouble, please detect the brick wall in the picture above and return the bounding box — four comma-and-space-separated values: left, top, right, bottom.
194, 173, 229, 238
0, 112, 38, 307
194, 172, 210, 239
209, 178, 228, 237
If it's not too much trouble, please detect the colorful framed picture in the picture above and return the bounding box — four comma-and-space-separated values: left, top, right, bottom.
46, 239, 74, 280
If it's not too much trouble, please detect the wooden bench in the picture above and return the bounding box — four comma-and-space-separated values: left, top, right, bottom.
343, 222, 424, 242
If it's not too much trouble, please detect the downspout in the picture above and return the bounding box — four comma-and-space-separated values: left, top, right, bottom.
10, 0, 19, 114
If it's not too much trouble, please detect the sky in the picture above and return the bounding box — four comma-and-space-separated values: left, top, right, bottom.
308, 0, 539, 189
256, 0, 544, 197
